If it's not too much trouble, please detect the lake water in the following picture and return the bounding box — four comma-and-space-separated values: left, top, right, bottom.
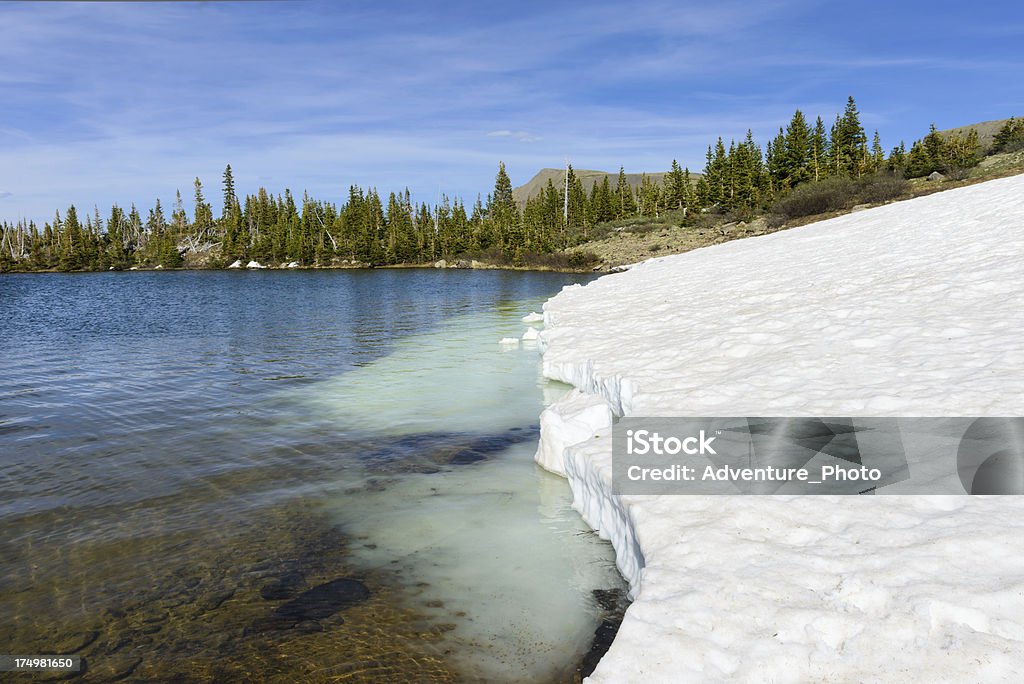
0, 269, 625, 682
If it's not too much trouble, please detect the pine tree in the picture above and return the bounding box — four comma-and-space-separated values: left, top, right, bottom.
888, 142, 908, 173
58, 207, 80, 271
701, 139, 729, 207
944, 129, 982, 178
614, 167, 635, 218
171, 190, 189, 234
765, 128, 787, 190
810, 116, 828, 182
127, 204, 142, 253
681, 167, 695, 211
540, 179, 567, 248
923, 123, 945, 166
488, 161, 522, 253
565, 165, 588, 238
782, 110, 813, 187
193, 178, 214, 243
831, 96, 868, 176
869, 131, 885, 173
222, 165, 236, 220
105, 205, 131, 268
384, 192, 416, 263
221, 165, 244, 257
992, 117, 1024, 153
637, 173, 661, 217
905, 140, 934, 178
590, 175, 614, 224
665, 160, 688, 210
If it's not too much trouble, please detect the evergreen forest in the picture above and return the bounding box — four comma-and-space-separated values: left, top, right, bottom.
2, 100, 1021, 272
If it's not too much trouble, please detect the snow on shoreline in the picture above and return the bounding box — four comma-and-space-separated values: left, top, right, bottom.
535, 174, 1024, 682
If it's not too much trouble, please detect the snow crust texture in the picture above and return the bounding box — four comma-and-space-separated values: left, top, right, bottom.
535, 175, 1024, 682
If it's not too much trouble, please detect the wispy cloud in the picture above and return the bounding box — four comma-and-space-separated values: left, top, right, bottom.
487, 130, 542, 143
0, 0, 1020, 223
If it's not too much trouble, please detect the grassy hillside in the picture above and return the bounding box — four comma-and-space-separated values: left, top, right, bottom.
938, 117, 1012, 149
512, 168, 674, 206
572, 147, 1024, 270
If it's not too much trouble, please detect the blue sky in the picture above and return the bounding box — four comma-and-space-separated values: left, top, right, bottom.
1, 0, 1022, 223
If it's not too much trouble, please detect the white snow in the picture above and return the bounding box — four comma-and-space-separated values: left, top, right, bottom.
499, 337, 520, 347
536, 174, 1024, 682
535, 388, 611, 475
246, 260, 267, 269
522, 326, 540, 341
227, 259, 243, 269
523, 311, 545, 323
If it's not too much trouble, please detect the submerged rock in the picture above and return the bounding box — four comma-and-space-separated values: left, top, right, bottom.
276, 578, 369, 622
359, 427, 539, 472
249, 578, 369, 633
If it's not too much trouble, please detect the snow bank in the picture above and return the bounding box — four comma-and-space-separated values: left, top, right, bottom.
246, 260, 267, 269
535, 389, 611, 475
536, 174, 1024, 682
227, 259, 243, 269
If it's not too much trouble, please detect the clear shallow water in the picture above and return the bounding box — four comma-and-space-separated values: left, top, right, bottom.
0, 270, 624, 682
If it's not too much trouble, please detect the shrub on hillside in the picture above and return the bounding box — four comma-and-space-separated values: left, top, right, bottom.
769, 176, 859, 223
767, 173, 909, 227
857, 173, 910, 203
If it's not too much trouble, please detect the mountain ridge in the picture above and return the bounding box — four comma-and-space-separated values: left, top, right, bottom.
513, 168, 692, 206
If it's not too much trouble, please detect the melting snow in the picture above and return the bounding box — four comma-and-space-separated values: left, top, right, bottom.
536, 174, 1024, 682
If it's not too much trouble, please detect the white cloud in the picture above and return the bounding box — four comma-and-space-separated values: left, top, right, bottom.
0, 1, 1018, 224
486, 130, 542, 143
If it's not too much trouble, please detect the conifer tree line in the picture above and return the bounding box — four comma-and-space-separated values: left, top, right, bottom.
2, 101, 1021, 272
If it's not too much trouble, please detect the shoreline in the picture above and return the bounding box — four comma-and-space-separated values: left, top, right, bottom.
532, 174, 1024, 681
0, 262, 599, 275
6, 164, 1022, 280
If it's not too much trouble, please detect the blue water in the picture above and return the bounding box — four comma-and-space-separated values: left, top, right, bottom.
0, 269, 622, 682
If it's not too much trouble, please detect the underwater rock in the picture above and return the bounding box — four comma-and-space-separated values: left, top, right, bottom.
251, 578, 370, 633
359, 427, 539, 472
